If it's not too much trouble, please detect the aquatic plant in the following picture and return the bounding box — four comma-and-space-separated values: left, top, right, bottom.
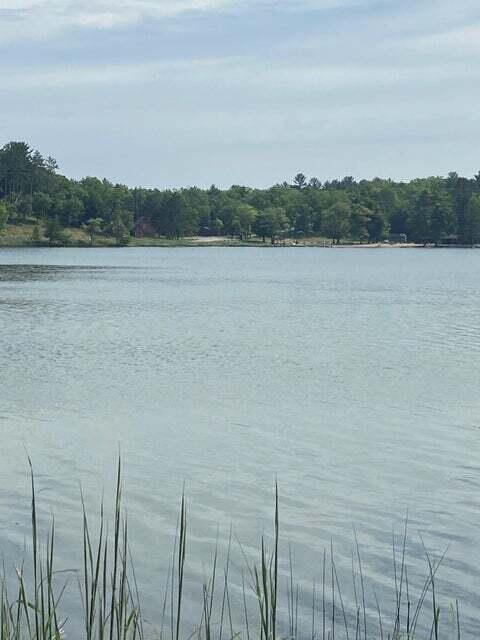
0, 461, 462, 640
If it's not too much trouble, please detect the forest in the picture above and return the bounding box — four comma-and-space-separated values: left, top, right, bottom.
1, 140, 480, 246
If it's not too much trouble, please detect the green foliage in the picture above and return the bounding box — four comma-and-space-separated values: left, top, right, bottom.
31, 223, 43, 244
254, 207, 289, 243
322, 201, 351, 243
2, 139, 480, 246
16, 193, 33, 219
293, 172, 307, 189
465, 195, 480, 245
210, 217, 224, 235
109, 210, 132, 246
349, 205, 370, 241
44, 216, 69, 245
1, 460, 463, 640
0, 201, 8, 233
151, 191, 196, 239
232, 203, 257, 238
83, 217, 104, 245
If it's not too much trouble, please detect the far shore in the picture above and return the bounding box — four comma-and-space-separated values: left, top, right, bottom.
0, 224, 478, 249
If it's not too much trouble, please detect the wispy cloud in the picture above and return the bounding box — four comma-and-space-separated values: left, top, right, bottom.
1, 0, 479, 187
0, 0, 230, 39
406, 24, 480, 57
0, 0, 366, 39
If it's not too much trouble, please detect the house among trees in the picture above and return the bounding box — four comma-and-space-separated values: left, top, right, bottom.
134, 216, 156, 238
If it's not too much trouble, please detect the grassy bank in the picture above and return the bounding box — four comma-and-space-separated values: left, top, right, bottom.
0, 224, 421, 248
0, 223, 115, 247
0, 223, 270, 248
0, 460, 462, 640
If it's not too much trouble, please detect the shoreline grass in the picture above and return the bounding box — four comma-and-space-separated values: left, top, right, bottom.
0, 223, 461, 249
0, 461, 462, 640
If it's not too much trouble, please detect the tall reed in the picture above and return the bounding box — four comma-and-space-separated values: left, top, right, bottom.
0, 461, 462, 640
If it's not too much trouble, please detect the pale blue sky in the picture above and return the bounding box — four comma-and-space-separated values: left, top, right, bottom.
1, 0, 479, 187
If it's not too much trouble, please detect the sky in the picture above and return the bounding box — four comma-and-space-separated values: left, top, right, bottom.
0, 0, 479, 188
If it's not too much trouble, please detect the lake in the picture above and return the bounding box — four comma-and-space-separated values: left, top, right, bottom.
1, 247, 479, 638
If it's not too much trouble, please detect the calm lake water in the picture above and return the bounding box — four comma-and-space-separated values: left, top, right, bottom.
1, 247, 480, 637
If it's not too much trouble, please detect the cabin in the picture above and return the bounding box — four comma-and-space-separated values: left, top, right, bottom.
134, 216, 157, 238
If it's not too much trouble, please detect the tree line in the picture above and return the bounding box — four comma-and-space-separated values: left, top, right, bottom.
1, 140, 480, 245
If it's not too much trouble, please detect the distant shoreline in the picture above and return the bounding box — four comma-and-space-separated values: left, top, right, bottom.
1, 240, 478, 249
0, 224, 479, 249
2, 142, 480, 253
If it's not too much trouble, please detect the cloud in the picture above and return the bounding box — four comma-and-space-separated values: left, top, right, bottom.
1, 53, 473, 94
0, 0, 372, 40
0, 0, 230, 39
1, 0, 480, 187
406, 24, 480, 58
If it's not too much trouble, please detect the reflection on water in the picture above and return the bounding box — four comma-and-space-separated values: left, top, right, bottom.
0, 263, 115, 282
1, 248, 480, 637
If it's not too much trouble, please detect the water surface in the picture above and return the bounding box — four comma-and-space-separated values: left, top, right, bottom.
1, 247, 479, 637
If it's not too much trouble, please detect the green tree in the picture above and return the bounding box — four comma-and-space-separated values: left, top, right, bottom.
44, 216, 68, 245
0, 141, 34, 199
109, 210, 132, 245
182, 187, 211, 230
429, 192, 454, 244
80, 177, 110, 222
154, 191, 197, 239
408, 189, 433, 244
293, 173, 307, 190
210, 217, 224, 236
322, 201, 351, 243
210, 193, 239, 237
0, 201, 8, 233
452, 177, 474, 242
292, 201, 314, 236
366, 209, 389, 242
62, 195, 85, 226
253, 207, 289, 243
465, 195, 480, 245
31, 223, 43, 244
236, 203, 257, 239
230, 217, 242, 239
33, 192, 52, 219
350, 205, 372, 242
83, 217, 104, 245
17, 194, 33, 220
